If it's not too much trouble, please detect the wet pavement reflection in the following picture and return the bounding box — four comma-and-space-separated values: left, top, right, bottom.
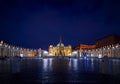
0, 57, 120, 84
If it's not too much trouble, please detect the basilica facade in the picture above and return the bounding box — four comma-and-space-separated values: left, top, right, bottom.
48, 38, 72, 56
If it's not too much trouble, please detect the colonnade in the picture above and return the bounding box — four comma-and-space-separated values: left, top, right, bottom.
76, 44, 120, 58
0, 41, 42, 58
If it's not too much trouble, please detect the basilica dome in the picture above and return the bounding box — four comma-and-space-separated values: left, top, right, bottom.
57, 43, 64, 47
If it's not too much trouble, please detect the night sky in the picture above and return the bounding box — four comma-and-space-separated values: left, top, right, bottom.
0, 0, 120, 50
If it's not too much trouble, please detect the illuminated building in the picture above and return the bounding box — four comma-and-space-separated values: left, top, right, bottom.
95, 34, 120, 48
75, 34, 120, 58
0, 41, 38, 58
75, 44, 96, 50
48, 37, 72, 56
0, 34, 120, 58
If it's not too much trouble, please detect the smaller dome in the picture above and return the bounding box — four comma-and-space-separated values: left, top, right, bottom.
57, 43, 64, 47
